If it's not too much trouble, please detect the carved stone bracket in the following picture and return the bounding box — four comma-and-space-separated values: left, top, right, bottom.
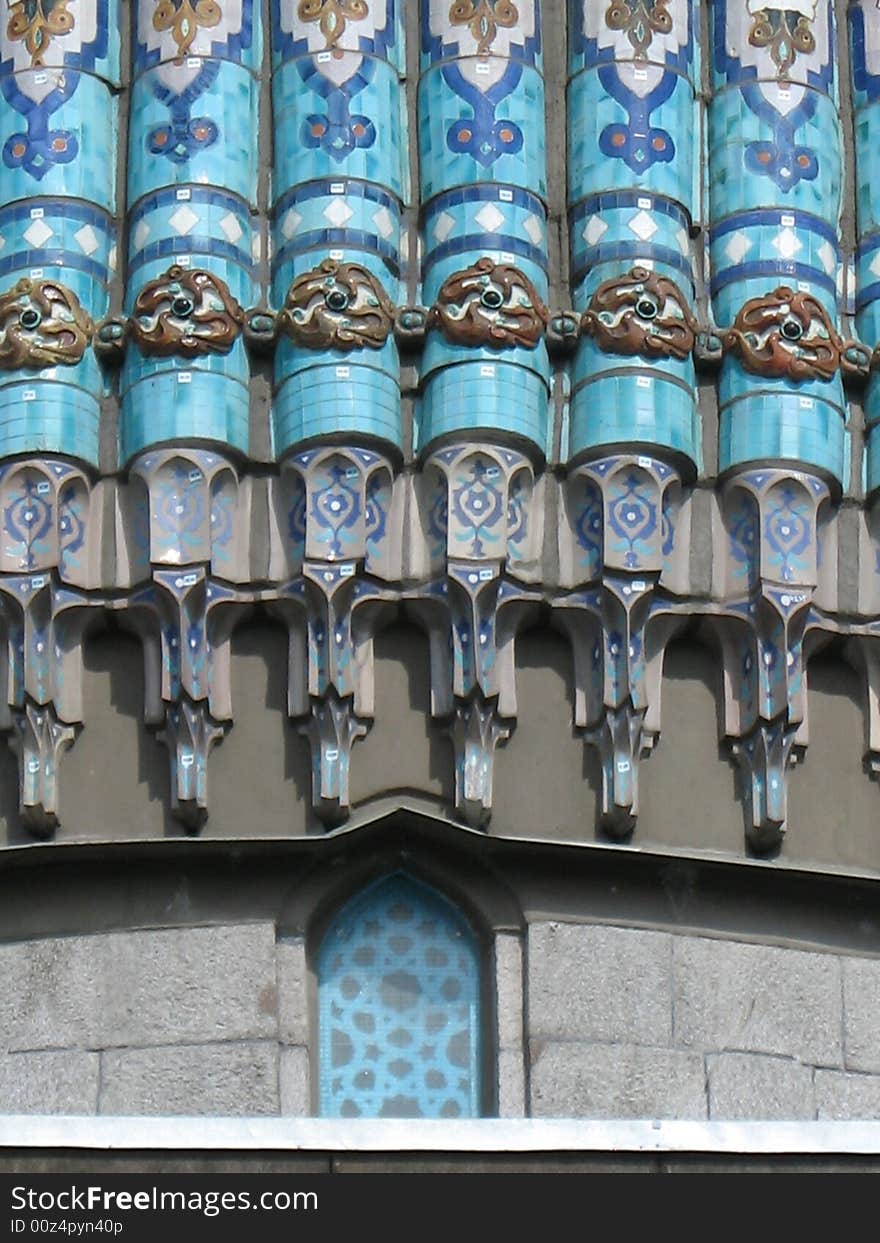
271, 562, 394, 826
0, 458, 98, 835
0, 575, 91, 835
268, 445, 400, 825
709, 468, 831, 850
843, 632, 880, 781
407, 442, 544, 826
407, 565, 541, 828
553, 577, 683, 838
156, 696, 226, 826
708, 594, 812, 849
7, 699, 78, 837
555, 454, 690, 836
117, 450, 250, 831
448, 692, 513, 830
120, 566, 247, 831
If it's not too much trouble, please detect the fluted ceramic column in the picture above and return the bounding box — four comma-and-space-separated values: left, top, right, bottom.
708, 0, 860, 848
561, 0, 700, 836
268, 2, 406, 824
0, 0, 120, 832
117, 0, 262, 829
851, 1, 880, 481
411, 1, 549, 827
847, 1, 880, 778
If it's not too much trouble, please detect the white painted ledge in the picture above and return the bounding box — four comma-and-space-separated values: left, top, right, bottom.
1, 1117, 880, 1155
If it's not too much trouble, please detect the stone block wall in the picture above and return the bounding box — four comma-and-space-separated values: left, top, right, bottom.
0, 923, 285, 1116
528, 923, 880, 1121
2, 913, 879, 1121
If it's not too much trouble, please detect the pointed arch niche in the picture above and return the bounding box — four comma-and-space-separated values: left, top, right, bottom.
317, 873, 484, 1119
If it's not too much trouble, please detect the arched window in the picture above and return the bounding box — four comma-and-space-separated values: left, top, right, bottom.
317, 873, 483, 1118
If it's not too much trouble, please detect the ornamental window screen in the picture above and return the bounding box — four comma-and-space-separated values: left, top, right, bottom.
317, 873, 482, 1118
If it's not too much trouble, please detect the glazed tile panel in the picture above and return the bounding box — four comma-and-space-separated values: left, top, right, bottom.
417, 0, 550, 454
121, 0, 261, 462
270, 0, 405, 455
709, 1, 849, 483
566, 0, 701, 467
850, 1, 880, 492
0, 0, 120, 465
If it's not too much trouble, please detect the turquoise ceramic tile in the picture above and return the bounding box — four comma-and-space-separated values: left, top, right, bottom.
272, 180, 403, 297
571, 336, 695, 391
0, 199, 115, 294
570, 192, 694, 297
128, 60, 258, 208
719, 390, 846, 481
865, 420, 880, 492
421, 333, 549, 385
569, 372, 700, 467
567, 67, 696, 216
128, 187, 256, 289
423, 186, 548, 285
273, 58, 405, 200
419, 62, 546, 202
120, 372, 250, 463
417, 362, 548, 452
719, 362, 847, 413
135, 0, 261, 73
708, 89, 841, 223
0, 380, 99, 464
1, 70, 116, 211
274, 364, 402, 454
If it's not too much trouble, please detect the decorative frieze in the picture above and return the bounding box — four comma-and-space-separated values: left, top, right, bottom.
4, 1, 880, 863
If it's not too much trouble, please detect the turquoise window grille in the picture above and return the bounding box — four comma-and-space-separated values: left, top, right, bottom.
318, 874, 482, 1118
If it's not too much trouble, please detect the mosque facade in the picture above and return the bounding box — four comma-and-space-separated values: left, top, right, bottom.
0, 0, 880, 1166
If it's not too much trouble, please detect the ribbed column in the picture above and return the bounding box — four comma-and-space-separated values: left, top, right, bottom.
708, 0, 856, 849
710, 0, 852, 479
270, 1, 405, 453
0, 1, 119, 832
418, 0, 549, 452
848, 2, 880, 787
558, 1, 698, 838
851, 1, 880, 493
0, 0, 119, 465
267, 3, 406, 825
121, 0, 261, 460
407, 4, 549, 827
566, 0, 701, 467
116, 1, 262, 830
